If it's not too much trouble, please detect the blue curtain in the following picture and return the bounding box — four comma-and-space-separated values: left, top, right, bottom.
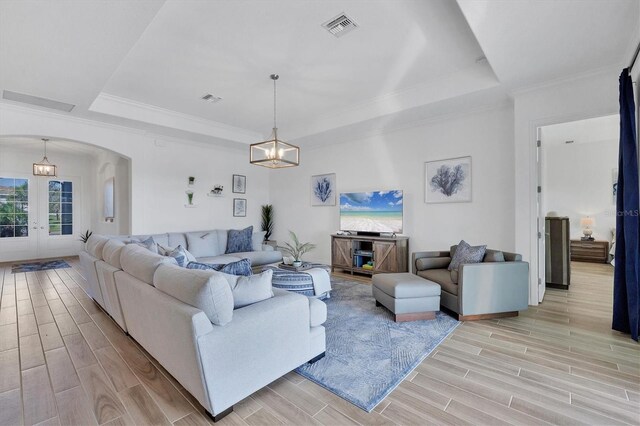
613, 68, 640, 341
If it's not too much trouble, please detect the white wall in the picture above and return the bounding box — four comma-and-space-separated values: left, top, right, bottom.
543, 140, 617, 241
270, 105, 515, 265
92, 150, 130, 236
514, 68, 620, 304
0, 104, 272, 236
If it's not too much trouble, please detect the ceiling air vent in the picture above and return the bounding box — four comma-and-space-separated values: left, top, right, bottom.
201, 93, 222, 104
322, 13, 358, 38
2, 90, 75, 112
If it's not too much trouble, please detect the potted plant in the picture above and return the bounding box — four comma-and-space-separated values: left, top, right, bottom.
186, 190, 194, 205
79, 230, 93, 244
279, 231, 316, 267
261, 204, 276, 247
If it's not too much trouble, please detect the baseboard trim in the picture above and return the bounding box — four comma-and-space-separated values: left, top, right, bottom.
458, 311, 519, 321
206, 407, 233, 422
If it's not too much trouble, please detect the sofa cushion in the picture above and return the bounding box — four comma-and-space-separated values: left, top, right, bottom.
483, 249, 505, 263
218, 269, 274, 309
153, 264, 234, 326
102, 239, 126, 269
415, 257, 451, 271
186, 232, 221, 258
186, 258, 253, 276
309, 298, 327, 327
226, 226, 254, 254
252, 231, 266, 251
237, 250, 282, 266
197, 255, 242, 264
120, 244, 177, 284
418, 269, 458, 295
168, 233, 187, 249
86, 234, 109, 260
448, 240, 486, 271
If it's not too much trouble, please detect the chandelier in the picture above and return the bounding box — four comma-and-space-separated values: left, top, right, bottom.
33, 138, 57, 176
250, 74, 299, 168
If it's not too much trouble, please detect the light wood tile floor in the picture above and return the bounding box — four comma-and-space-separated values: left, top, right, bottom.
0, 259, 638, 425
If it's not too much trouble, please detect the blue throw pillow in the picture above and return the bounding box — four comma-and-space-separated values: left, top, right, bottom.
448, 240, 486, 271
186, 258, 253, 276
226, 226, 254, 254
126, 236, 157, 254
167, 245, 190, 267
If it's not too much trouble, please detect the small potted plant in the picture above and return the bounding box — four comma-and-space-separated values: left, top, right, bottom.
79, 230, 93, 244
188, 176, 195, 186
279, 231, 316, 267
186, 190, 194, 205
261, 204, 276, 248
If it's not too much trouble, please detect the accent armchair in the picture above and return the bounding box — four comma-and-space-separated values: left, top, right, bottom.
412, 248, 529, 320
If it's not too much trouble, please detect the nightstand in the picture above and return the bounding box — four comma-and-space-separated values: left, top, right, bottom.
570, 240, 610, 263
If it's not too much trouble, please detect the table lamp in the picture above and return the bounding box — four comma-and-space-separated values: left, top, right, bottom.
580, 216, 595, 241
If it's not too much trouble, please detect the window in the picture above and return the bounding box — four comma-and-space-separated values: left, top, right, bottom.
49, 180, 73, 236
0, 177, 29, 238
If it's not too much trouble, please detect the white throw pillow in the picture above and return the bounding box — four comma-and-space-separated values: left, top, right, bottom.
153, 264, 234, 326
252, 231, 266, 251
220, 269, 274, 309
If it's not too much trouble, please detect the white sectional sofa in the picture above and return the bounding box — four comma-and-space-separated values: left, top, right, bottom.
79, 233, 326, 421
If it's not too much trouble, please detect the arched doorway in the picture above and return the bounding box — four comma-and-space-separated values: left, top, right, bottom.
0, 135, 131, 261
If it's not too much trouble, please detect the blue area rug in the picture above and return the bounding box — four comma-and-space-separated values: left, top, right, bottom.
12, 259, 70, 273
296, 277, 459, 412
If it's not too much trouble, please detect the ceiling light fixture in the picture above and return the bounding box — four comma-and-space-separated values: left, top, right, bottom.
33, 138, 57, 176
250, 74, 299, 168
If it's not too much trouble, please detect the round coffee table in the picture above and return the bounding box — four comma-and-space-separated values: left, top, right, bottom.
262, 263, 331, 299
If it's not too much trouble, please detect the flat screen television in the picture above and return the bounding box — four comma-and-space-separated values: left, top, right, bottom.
339, 190, 403, 234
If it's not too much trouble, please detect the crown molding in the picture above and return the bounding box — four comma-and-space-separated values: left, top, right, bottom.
90, 93, 263, 144
510, 63, 623, 97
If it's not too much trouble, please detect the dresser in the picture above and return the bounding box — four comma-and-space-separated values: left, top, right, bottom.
570, 240, 610, 263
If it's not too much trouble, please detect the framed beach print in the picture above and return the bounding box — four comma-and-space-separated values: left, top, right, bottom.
232, 174, 246, 194
311, 173, 336, 206
233, 198, 247, 217
425, 156, 472, 203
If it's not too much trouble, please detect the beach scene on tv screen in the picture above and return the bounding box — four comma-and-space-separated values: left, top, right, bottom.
340, 191, 403, 233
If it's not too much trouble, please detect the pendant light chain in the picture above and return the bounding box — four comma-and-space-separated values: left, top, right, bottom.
273, 77, 277, 129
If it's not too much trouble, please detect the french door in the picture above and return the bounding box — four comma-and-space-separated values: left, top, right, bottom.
0, 175, 81, 262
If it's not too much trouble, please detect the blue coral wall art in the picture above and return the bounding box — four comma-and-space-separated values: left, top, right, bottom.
311, 173, 336, 206
425, 156, 472, 203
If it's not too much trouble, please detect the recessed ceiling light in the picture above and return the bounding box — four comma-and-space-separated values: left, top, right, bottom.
322, 13, 358, 38
201, 93, 222, 103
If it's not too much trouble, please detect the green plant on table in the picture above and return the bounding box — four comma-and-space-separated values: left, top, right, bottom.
278, 230, 316, 262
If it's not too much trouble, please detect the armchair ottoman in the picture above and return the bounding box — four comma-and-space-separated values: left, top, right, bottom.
372, 273, 441, 322
412, 247, 529, 321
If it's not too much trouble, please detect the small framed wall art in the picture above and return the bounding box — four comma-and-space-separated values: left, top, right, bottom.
233, 198, 247, 217
311, 173, 336, 206
232, 174, 246, 194
425, 156, 472, 203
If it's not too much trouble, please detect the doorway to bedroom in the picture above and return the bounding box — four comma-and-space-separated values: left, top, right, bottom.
536, 115, 618, 321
